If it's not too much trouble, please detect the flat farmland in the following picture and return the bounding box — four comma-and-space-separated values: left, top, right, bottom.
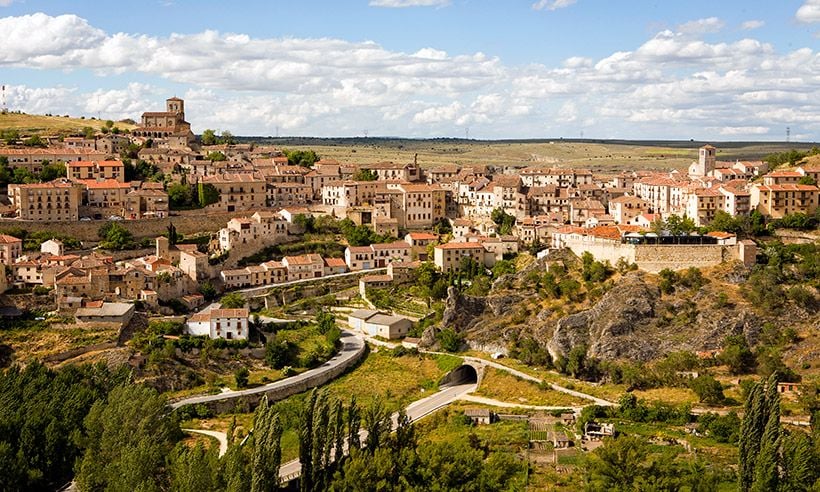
257, 137, 817, 173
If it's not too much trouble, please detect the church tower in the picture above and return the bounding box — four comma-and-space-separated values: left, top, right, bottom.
698, 144, 716, 176
166, 97, 185, 117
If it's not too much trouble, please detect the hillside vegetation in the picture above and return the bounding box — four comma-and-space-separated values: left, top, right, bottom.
0, 112, 136, 136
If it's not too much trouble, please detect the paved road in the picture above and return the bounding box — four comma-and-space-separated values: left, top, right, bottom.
183, 428, 229, 457
459, 394, 583, 412
363, 336, 616, 407
278, 382, 476, 480
170, 330, 365, 409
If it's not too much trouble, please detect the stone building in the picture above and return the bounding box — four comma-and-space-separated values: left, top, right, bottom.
8, 179, 83, 221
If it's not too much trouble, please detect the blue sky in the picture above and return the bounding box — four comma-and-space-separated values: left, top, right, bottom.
1, 0, 819, 140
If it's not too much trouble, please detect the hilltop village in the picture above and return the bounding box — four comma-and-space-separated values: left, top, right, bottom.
1, 99, 819, 491
0, 97, 818, 337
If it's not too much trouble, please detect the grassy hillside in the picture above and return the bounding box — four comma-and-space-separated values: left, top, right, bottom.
0, 112, 136, 136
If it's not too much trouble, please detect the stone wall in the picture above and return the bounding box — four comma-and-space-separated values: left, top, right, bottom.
0, 210, 240, 242
178, 338, 367, 414
564, 238, 635, 266
634, 244, 727, 273
565, 239, 736, 273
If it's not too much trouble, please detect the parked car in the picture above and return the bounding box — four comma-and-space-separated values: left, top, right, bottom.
80, 216, 92, 221
108, 215, 123, 221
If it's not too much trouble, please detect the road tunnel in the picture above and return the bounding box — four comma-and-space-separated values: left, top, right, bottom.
440, 364, 479, 387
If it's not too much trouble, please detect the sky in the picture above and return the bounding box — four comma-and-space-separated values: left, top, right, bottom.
1, 0, 819, 141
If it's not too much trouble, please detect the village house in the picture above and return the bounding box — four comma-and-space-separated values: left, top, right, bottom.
199, 172, 267, 212
360, 161, 420, 181
433, 242, 487, 273
404, 232, 438, 261
282, 254, 325, 281
0, 234, 23, 266
750, 183, 819, 218
186, 308, 249, 340
218, 212, 289, 252
0, 148, 106, 175
66, 160, 126, 182
125, 185, 170, 219
7, 179, 83, 221
608, 195, 652, 224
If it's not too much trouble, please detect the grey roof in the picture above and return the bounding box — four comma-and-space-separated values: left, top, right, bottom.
365, 314, 409, 326
348, 309, 380, 320
76, 302, 134, 318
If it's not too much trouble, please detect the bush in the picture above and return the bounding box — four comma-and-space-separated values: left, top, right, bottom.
234, 367, 249, 388
436, 328, 464, 352
689, 375, 724, 405
33, 285, 51, 296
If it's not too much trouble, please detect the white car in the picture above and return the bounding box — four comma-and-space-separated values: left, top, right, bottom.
108, 215, 123, 221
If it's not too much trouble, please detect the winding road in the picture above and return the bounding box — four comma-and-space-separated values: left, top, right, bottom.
170, 330, 366, 409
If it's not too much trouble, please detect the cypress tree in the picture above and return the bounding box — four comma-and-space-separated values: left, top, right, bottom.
299, 390, 318, 492
333, 399, 345, 466
311, 391, 329, 492
752, 376, 781, 492
739, 383, 765, 491
780, 431, 816, 492
269, 414, 282, 487
347, 395, 361, 450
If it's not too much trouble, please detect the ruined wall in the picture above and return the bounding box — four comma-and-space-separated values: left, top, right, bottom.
634, 245, 726, 273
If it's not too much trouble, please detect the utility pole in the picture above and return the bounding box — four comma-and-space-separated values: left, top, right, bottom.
786, 126, 790, 143
1, 84, 7, 114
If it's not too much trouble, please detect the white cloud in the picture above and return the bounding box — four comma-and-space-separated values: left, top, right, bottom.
2, 13, 819, 139
532, 0, 576, 11
369, 0, 449, 7
741, 20, 765, 30
677, 17, 725, 35
796, 0, 820, 23
718, 126, 770, 136
0, 0, 17, 6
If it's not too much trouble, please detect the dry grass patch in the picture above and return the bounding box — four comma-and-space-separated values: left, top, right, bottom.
477, 367, 587, 407
0, 112, 136, 135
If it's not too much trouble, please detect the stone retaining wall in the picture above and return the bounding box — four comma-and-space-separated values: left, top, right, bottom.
0, 210, 240, 242
181, 339, 367, 414
634, 244, 727, 273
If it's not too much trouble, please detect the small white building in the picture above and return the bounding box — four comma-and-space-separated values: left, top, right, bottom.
347, 309, 379, 331
363, 314, 412, 340
41, 239, 64, 257
187, 308, 249, 340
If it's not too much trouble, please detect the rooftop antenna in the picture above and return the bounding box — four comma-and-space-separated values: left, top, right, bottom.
786, 126, 790, 143
1, 85, 7, 114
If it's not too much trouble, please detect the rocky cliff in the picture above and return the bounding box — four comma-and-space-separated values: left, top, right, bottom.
423, 251, 806, 364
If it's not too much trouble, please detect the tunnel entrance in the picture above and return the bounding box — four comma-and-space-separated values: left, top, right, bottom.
440, 364, 479, 387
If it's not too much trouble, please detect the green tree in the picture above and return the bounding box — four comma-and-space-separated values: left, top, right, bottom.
436, 327, 463, 352
285, 149, 319, 168
250, 397, 282, 492
201, 129, 217, 145
207, 151, 227, 162
352, 169, 377, 181
490, 207, 516, 235
720, 335, 756, 375
690, 374, 725, 405
198, 182, 220, 208
219, 130, 236, 145
98, 221, 135, 250
39, 162, 66, 181
265, 335, 293, 369
199, 281, 217, 301
76, 385, 179, 491
167, 182, 193, 208
220, 292, 246, 309
168, 443, 220, 492
234, 367, 250, 388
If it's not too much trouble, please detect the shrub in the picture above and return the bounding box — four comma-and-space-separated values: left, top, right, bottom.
234, 367, 249, 388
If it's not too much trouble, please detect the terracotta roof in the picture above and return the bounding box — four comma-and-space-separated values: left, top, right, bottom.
78, 179, 131, 190
370, 241, 410, 251
757, 184, 819, 192
324, 257, 347, 267
436, 242, 484, 250
0, 234, 21, 244
210, 308, 249, 318
407, 232, 437, 240
361, 274, 392, 282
